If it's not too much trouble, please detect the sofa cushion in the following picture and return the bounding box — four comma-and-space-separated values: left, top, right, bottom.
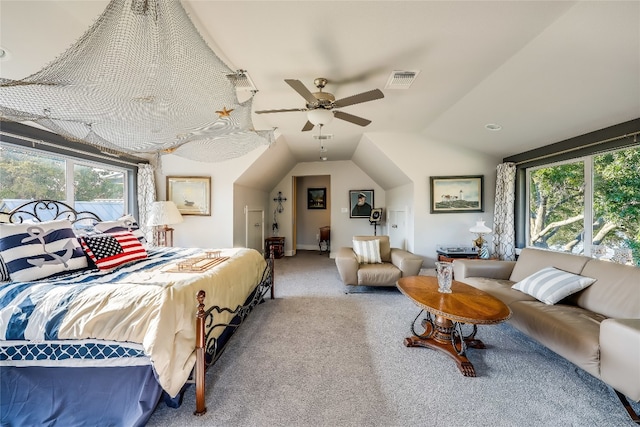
509, 300, 604, 378
353, 235, 391, 262
357, 262, 401, 286
512, 267, 596, 305
568, 259, 640, 318
353, 239, 382, 264
509, 248, 590, 282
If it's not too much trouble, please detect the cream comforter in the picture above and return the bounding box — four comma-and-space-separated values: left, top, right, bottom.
0, 247, 267, 397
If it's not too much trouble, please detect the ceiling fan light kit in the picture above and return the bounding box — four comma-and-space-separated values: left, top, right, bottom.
255, 77, 384, 131
307, 108, 334, 126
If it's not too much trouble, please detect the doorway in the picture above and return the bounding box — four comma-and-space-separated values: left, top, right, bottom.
293, 175, 331, 252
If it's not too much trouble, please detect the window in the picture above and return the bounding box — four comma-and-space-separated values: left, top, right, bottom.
526, 146, 639, 265
0, 143, 129, 220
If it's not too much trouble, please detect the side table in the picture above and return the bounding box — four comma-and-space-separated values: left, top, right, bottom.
436, 246, 479, 262
265, 236, 285, 259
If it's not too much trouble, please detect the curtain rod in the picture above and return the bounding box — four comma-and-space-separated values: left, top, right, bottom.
514, 131, 640, 166
0, 131, 145, 167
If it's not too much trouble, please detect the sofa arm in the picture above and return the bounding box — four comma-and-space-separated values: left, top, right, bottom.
452, 259, 516, 280
600, 318, 640, 402
390, 249, 423, 277
335, 247, 359, 285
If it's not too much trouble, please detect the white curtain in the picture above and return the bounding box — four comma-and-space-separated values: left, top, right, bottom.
492, 162, 517, 260
137, 163, 156, 245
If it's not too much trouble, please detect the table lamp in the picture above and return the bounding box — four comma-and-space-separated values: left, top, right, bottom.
147, 201, 184, 247
469, 220, 492, 258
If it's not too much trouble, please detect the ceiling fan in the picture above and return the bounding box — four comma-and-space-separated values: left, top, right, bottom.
255, 77, 384, 131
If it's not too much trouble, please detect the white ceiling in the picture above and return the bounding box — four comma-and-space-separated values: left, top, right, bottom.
1, 1, 639, 163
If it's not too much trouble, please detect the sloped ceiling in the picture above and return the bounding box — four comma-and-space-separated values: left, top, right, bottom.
1, 1, 638, 186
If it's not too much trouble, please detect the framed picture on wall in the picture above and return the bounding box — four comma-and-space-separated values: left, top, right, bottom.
307, 187, 326, 209
349, 190, 374, 218
429, 175, 484, 213
166, 176, 211, 216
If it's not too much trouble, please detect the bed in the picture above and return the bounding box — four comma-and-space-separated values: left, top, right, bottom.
0, 200, 273, 426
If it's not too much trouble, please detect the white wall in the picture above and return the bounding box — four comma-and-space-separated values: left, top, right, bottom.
270, 160, 384, 256
366, 132, 502, 267
155, 146, 267, 249
156, 132, 501, 266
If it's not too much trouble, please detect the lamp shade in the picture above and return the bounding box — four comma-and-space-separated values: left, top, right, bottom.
469, 220, 492, 234
307, 109, 334, 126
147, 201, 184, 227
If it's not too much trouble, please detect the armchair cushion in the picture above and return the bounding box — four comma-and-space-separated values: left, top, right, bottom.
353, 235, 391, 262
352, 239, 382, 264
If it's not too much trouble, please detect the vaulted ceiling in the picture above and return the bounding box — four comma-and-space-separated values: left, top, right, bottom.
1, 1, 638, 164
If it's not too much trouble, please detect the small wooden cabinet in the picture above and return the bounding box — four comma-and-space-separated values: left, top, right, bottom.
265, 237, 285, 259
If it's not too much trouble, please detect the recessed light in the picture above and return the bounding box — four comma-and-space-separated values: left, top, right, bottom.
0, 47, 9, 60
485, 123, 502, 131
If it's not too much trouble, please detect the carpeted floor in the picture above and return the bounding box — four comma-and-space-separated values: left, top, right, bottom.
146, 250, 638, 426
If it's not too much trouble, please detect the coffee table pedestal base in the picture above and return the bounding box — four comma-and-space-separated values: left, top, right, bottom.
404, 315, 485, 377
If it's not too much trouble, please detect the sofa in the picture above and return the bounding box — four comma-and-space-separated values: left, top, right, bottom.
335, 235, 423, 286
452, 248, 640, 421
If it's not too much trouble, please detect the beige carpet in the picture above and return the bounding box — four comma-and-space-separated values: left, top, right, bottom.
147, 250, 637, 426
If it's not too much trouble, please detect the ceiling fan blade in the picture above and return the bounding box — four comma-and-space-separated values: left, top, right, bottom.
333, 111, 372, 127
333, 89, 384, 108
301, 121, 315, 132
285, 79, 318, 105
254, 108, 307, 114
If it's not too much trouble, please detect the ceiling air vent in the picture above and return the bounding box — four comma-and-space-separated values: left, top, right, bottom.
226, 70, 257, 91
385, 70, 420, 89
313, 134, 333, 140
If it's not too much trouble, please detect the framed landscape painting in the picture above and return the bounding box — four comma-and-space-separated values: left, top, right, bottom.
307, 187, 326, 209
167, 176, 211, 216
430, 175, 484, 213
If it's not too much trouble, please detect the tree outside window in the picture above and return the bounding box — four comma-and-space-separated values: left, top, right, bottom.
528, 146, 639, 265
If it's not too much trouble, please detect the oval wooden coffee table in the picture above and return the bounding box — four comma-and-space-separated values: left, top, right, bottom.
396, 275, 511, 377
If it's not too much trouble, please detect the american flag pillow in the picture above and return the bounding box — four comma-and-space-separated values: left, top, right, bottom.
80, 231, 147, 270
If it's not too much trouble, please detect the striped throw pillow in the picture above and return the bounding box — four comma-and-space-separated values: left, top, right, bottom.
81, 231, 148, 270
512, 266, 596, 305
353, 239, 382, 264
0, 219, 89, 282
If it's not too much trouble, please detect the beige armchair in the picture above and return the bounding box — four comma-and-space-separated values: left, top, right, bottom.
335, 235, 423, 286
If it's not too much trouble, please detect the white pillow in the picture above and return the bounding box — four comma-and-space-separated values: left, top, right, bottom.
352, 239, 382, 264
512, 266, 596, 305
94, 214, 146, 244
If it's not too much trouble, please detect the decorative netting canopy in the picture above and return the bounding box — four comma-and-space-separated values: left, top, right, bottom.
0, 0, 272, 162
